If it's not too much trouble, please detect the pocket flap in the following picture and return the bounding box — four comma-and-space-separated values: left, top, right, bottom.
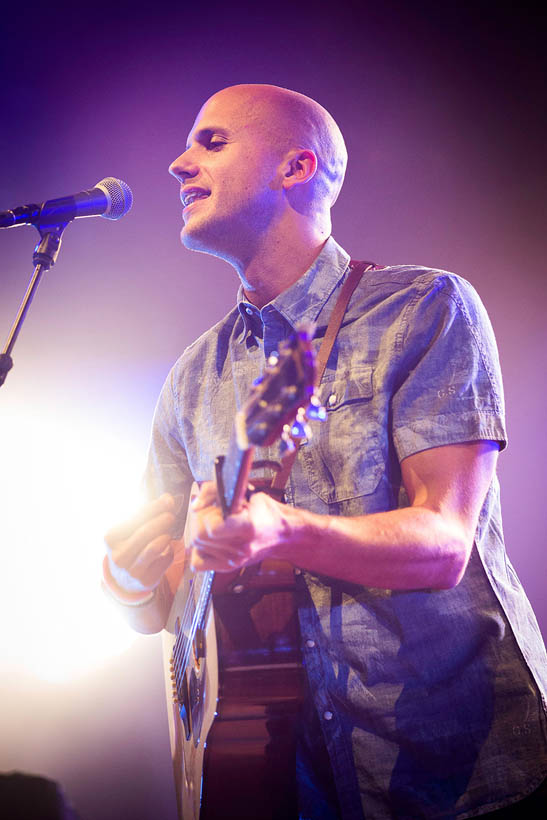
321, 366, 374, 411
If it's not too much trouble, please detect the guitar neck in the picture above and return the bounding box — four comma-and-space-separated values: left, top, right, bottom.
215, 410, 254, 518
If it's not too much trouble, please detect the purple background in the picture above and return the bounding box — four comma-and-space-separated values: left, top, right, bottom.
1, 2, 545, 818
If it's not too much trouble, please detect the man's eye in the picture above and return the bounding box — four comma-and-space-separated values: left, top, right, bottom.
208, 140, 226, 151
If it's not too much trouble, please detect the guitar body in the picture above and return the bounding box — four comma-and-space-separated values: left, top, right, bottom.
164, 560, 304, 820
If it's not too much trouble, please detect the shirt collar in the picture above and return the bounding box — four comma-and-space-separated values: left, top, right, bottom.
236, 236, 351, 338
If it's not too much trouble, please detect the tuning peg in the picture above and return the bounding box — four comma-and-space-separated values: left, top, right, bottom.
305, 394, 327, 422
291, 419, 312, 440
289, 407, 311, 440
280, 425, 296, 454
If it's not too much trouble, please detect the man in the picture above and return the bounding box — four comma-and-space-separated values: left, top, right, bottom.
103, 84, 547, 818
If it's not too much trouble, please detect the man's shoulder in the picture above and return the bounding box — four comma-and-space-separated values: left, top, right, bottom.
361, 263, 486, 311
366, 263, 471, 290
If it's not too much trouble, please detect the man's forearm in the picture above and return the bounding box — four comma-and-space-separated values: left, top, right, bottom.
279, 503, 470, 590
102, 563, 175, 634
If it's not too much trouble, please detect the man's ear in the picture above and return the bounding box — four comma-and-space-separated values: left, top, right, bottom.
281, 149, 318, 190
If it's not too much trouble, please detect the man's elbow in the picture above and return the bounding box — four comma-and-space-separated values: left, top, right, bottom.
436, 534, 472, 589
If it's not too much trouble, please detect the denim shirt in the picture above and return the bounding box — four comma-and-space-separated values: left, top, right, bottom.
145, 237, 547, 818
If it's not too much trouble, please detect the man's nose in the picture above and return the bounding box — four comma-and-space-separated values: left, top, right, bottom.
168, 150, 198, 181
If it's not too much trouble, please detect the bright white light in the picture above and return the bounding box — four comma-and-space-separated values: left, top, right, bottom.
0, 400, 150, 683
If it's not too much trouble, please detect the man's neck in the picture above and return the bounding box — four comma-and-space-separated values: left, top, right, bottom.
238, 220, 330, 309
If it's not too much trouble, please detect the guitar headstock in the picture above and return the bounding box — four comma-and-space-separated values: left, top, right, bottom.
218, 322, 326, 516
243, 322, 318, 447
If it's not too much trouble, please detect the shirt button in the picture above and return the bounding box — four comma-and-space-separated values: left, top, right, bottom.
245, 307, 253, 316
305, 639, 316, 648
327, 393, 337, 406
323, 710, 333, 721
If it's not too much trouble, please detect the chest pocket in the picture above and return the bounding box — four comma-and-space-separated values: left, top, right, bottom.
301, 366, 385, 503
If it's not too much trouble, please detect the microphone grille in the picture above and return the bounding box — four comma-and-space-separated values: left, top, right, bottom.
95, 177, 133, 220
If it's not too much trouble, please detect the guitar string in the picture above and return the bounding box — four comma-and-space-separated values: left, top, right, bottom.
172, 593, 198, 700
173, 576, 212, 703
171, 575, 199, 694
172, 571, 214, 696
173, 578, 200, 669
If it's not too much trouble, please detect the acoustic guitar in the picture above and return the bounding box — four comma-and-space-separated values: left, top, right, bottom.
162, 324, 322, 819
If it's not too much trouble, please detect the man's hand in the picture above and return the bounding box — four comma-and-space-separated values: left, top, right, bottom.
188, 482, 290, 572
104, 493, 179, 594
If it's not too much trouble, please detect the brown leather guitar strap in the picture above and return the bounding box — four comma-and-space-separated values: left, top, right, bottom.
271, 259, 379, 493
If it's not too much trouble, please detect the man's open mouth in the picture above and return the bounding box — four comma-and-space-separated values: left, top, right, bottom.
182, 189, 210, 208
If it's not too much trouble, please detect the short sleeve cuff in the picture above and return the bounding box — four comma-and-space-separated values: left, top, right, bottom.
393, 410, 507, 463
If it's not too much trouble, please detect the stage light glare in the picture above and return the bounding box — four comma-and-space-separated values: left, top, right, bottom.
1, 401, 150, 683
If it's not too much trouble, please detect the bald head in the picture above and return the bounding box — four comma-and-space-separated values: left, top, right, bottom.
170, 83, 348, 270
204, 84, 348, 208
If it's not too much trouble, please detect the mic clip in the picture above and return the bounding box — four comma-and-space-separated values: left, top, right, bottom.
32, 222, 68, 268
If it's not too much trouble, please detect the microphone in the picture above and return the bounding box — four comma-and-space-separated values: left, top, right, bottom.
0, 177, 133, 229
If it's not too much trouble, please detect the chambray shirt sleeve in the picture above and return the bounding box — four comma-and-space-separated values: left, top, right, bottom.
143, 364, 194, 537
391, 273, 507, 462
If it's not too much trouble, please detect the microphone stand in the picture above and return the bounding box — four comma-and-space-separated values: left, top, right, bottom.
0, 222, 68, 387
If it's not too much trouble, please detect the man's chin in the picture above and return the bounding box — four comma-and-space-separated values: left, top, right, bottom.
180, 222, 224, 257
180, 223, 204, 251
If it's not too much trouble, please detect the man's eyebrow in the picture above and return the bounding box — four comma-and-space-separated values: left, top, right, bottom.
186, 126, 230, 150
